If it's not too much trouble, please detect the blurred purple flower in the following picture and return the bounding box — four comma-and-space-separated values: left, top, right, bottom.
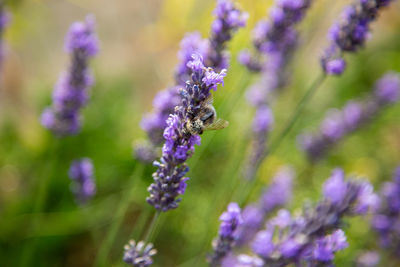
321, 0, 395, 75
325, 57, 346, 75
372, 167, 400, 255
140, 87, 181, 147
41, 16, 98, 136
375, 72, 400, 103
0, 4, 10, 69
299, 71, 400, 161
312, 230, 348, 262
209, 202, 243, 267
240, 0, 312, 182
248, 169, 376, 266
323, 168, 347, 205
237, 166, 294, 246
208, 0, 248, 71
252, 228, 274, 258
175, 32, 209, 85
261, 167, 294, 212
69, 158, 96, 203
243, 104, 274, 180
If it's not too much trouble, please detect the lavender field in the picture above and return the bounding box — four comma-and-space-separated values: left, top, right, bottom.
1, 0, 400, 266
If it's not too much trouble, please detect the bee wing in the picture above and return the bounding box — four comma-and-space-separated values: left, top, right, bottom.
204, 118, 229, 131
205, 94, 213, 105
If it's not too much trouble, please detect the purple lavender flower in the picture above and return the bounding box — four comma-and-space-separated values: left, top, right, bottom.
138, 1, 245, 161
261, 167, 294, 212
247, 169, 377, 266
236, 166, 294, 246
207, 0, 248, 71
244, 105, 274, 180
123, 240, 157, 267
235, 204, 264, 246
175, 0, 247, 84
0, 4, 10, 70
375, 72, 400, 103
320, 109, 346, 141
147, 55, 226, 212
209, 202, 243, 267
312, 229, 348, 262
325, 57, 346, 75
238, 50, 262, 72
240, 0, 312, 181
175, 32, 210, 85
141, 87, 181, 146
372, 167, 400, 255
323, 168, 347, 205
41, 16, 98, 136
69, 158, 96, 203
299, 72, 400, 161
321, 0, 395, 75
241, 0, 311, 76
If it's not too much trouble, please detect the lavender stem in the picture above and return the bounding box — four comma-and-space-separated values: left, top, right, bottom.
95, 165, 145, 266
20, 139, 60, 267
269, 73, 326, 154
236, 73, 326, 205
143, 211, 161, 244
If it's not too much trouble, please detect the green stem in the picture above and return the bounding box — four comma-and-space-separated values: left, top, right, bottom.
20, 138, 59, 267
269, 73, 326, 154
236, 73, 326, 205
189, 132, 249, 267
94, 164, 144, 267
143, 211, 161, 244
237, 73, 326, 205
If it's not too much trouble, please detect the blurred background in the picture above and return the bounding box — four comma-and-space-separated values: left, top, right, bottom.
1, 0, 400, 266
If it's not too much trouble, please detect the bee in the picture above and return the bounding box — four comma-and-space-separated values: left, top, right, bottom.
184, 95, 229, 135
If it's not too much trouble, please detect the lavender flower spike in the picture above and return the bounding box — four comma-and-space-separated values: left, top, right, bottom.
41, 15, 99, 136
372, 167, 400, 255
321, 0, 395, 75
140, 87, 181, 146
137, 0, 245, 162
123, 240, 157, 267
175, 32, 210, 85
69, 158, 96, 203
248, 169, 377, 266
209, 203, 243, 267
207, 0, 248, 71
299, 72, 400, 161
236, 166, 294, 249
147, 54, 227, 212
0, 3, 10, 70
240, 0, 312, 181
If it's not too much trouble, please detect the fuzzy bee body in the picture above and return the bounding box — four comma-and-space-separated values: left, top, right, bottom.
184, 95, 229, 135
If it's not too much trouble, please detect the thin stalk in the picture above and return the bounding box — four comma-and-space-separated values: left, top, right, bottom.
129, 207, 152, 240
190, 128, 249, 267
269, 73, 326, 154
95, 164, 145, 267
143, 211, 161, 243
20, 138, 59, 267
237, 73, 326, 205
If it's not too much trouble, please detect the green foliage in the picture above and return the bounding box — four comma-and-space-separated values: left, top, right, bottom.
1, 1, 400, 266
